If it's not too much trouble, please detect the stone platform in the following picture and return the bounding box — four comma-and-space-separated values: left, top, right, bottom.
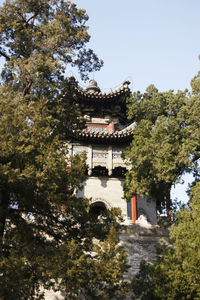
120, 221, 169, 279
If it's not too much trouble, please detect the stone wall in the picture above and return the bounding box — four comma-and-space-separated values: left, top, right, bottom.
120, 222, 169, 279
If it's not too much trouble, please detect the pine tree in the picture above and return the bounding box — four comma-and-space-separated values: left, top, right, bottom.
124, 84, 200, 211
132, 181, 200, 300
0, 1, 128, 299
129, 68, 200, 299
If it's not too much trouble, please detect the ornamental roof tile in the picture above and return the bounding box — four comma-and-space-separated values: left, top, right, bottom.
71, 122, 136, 144
75, 80, 131, 102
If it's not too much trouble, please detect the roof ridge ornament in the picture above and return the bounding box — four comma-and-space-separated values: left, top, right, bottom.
86, 80, 101, 94
123, 80, 130, 86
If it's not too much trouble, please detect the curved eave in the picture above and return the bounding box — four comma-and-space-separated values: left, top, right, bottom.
70, 128, 134, 145
74, 80, 131, 103
69, 122, 136, 145
71, 133, 133, 145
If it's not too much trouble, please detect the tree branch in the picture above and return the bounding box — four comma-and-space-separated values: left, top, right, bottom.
23, 80, 33, 96
26, 13, 38, 25
191, 153, 200, 164
0, 190, 9, 247
0, 50, 10, 61
26, 7, 43, 26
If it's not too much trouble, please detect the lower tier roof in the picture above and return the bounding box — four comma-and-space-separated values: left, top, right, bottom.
70, 122, 136, 145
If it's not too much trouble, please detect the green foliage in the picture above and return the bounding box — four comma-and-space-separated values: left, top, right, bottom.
0, 1, 128, 299
131, 182, 200, 300
131, 260, 161, 300
91, 226, 129, 299
0, 0, 103, 85
0, 78, 128, 299
127, 72, 200, 299
0, 0, 103, 139
124, 84, 200, 209
49, 226, 129, 300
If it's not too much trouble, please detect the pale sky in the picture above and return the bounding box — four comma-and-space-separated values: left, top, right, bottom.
0, 0, 199, 202
72, 0, 200, 94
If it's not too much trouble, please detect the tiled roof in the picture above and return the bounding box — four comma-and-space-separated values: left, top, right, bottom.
71, 122, 136, 144
75, 80, 131, 102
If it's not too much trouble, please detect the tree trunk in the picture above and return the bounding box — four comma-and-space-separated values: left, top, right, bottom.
0, 190, 9, 247
166, 188, 171, 221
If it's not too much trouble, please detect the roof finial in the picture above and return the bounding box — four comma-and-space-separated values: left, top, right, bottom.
86, 80, 101, 94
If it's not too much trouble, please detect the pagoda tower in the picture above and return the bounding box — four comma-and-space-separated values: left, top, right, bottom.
69, 79, 157, 224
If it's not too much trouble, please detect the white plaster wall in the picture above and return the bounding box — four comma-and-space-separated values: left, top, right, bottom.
137, 194, 157, 224
76, 177, 157, 225
44, 290, 65, 300
76, 177, 128, 217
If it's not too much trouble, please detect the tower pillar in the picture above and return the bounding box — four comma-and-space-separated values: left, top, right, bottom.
108, 146, 113, 176
88, 144, 92, 176
131, 195, 137, 224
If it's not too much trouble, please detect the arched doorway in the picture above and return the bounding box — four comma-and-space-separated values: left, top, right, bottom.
89, 201, 107, 216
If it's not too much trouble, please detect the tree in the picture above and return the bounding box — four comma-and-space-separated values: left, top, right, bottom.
0, 0, 103, 138
0, 1, 128, 299
127, 70, 200, 299
132, 181, 200, 300
123, 83, 200, 211
50, 226, 129, 300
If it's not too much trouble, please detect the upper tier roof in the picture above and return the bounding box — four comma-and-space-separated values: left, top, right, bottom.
66, 78, 134, 144
74, 79, 131, 103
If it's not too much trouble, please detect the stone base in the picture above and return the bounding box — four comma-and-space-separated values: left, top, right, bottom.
119, 223, 169, 279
